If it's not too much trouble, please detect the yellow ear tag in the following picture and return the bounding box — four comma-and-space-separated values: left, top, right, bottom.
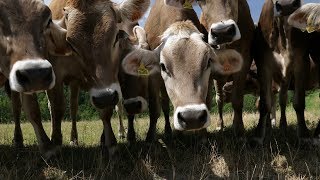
306, 25, 316, 33
183, 0, 193, 9
137, 63, 149, 76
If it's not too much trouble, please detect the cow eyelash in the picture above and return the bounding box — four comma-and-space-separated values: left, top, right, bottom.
160, 63, 167, 72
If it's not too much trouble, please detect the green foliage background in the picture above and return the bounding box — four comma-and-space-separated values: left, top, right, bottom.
0, 87, 319, 123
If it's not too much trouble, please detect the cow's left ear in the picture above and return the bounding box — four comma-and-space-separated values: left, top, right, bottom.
210, 49, 243, 75
164, 0, 194, 9
116, 0, 150, 23
122, 48, 160, 77
288, 3, 320, 33
45, 20, 72, 56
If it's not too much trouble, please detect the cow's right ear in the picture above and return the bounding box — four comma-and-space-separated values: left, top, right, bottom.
45, 20, 72, 56
122, 49, 160, 77
288, 3, 320, 33
164, 0, 194, 9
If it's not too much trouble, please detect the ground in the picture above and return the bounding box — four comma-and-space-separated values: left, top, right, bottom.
0, 103, 320, 179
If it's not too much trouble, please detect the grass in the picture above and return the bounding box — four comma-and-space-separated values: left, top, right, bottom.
0, 91, 320, 179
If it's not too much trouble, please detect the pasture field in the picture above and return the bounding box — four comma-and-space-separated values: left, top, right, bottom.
0, 91, 320, 179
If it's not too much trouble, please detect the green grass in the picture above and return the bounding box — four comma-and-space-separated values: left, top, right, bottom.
0, 90, 320, 179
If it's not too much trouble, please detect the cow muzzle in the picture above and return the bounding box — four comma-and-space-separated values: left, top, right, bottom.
123, 96, 148, 115
174, 104, 210, 131
9, 59, 55, 93
274, 0, 301, 17
209, 19, 241, 45
90, 83, 122, 109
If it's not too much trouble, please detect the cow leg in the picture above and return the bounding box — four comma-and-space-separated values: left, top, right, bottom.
127, 114, 136, 143
293, 55, 310, 139
214, 80, 224, 131
116, 102, 126, 139
279, 80, 289, 131
69, 83, 79, 145
47, 83, 65, 146
161, 85, 172, 137
270, 92, 277, 128
100, 107, 117, 156
146, 76, 161, 143
21, 94, 55, 157
232, 67, 250, 137
12, 91, 23, 148
314, 121, 320, 139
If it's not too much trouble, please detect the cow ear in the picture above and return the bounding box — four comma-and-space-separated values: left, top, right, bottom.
164, 0, 194, 9
133, 26, 149, 49
122, 49, 160, 77
211, 49, 243, 75
116, 0, 150, 22
288, 3, 320, 33
45, 20, 72, 56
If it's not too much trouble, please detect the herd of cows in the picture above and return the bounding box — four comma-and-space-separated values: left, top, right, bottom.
0, 0, 320, 158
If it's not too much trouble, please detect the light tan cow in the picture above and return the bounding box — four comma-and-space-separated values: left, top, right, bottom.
165, 0, 255, 135
0, 0, 73, 156
47, 0, 150, 155
122, 20, 243, 131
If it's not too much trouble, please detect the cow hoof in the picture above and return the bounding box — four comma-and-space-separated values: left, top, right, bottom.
43, 146, 61, 160
69, 140, 78, 146
118, 133, 126, 139
108, 146, 119, 158
271, 119, 276, 128
248, 137, 263, 148
13, 141, 24, 149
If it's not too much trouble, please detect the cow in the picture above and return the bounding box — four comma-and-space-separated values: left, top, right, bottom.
0, 0, 74, 156
288, 3, 320, 139
122, 20, 243, 132
46, 0, 150, 156
133, 0, 210, 141
252, 0, 320, 144
165, 0, 255, 135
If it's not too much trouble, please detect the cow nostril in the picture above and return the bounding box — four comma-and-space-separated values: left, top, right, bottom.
227, 24, 236, 36
199, 110, 208, 123
43, 68, 53, 83
292, 0, 300, 8
211, 30, 218, 38
177, 112, 186, 123
16, 70, 29, 85
275, 1, 282, 12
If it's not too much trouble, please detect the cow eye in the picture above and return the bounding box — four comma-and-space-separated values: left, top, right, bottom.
207, 58, 211, 69
46, 19, 52, 28
160, 63, 167, 72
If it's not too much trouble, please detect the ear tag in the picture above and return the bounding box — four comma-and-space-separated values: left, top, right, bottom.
183, 0, 193, 9
138, 63, 149, 76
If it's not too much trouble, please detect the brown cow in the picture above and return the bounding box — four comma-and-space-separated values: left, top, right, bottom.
288, 3, 320, 139
165, 0, 255, 135
122, 20, 243, 131
0, 0, 73, 156
47, 0, 150, 155
252, 0, 320, 144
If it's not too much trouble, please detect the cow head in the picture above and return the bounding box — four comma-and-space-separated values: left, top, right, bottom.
62, 0, 149, 109
0, 0, 70, 93
164, 0, 241, 46
288, 3, 320, 32
273, 0, 302, 17
122, 21, 243, 131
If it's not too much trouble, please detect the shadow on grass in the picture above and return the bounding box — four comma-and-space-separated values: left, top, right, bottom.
0, 125, 319, 179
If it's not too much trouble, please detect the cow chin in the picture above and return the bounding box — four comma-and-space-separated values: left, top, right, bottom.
9, 59, 56, 93
89, 83, 122, 109
173, 104, 211, 131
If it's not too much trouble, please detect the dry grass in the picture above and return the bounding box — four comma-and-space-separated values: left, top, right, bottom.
0, 106, 320, 179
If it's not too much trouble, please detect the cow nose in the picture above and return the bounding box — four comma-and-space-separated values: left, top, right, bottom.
123, 100, 142, 115
91, 90, 119, 109
209, 20, 240, 45
16, 67, 53, 87
274, 0, 301, 16
9, 60, 55, 92
176, 109, 208, 130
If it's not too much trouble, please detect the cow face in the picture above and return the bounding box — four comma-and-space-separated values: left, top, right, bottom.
164, 0, 241, 46
0, 0, 70, 93
288, 3, 320, 32
122, 21, 243, 131
273, 0, 302, 17
62, 0, 149, 109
